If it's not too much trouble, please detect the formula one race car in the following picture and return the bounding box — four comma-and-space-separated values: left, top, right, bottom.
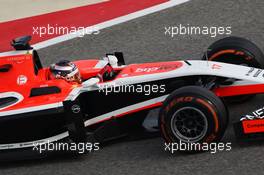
1, 36, 264, 160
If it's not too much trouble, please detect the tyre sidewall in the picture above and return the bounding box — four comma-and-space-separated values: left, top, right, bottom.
160, 95, 224, 145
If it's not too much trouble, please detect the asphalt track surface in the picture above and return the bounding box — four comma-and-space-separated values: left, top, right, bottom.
2, 0, 264, 174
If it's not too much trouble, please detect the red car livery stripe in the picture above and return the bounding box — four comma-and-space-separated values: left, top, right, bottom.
117, 61, 183, 78
213, 84, 264, 97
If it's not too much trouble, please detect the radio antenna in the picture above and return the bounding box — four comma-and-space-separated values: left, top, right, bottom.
205, 48, 211, 66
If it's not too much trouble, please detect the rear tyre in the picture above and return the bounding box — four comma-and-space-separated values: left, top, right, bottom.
159, 86, 228, 152
203, 36, 264, 103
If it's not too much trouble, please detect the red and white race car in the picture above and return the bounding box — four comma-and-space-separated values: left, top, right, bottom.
1, 36, 264, 159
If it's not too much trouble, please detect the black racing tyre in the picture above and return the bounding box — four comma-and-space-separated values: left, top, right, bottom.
203, 36, 264, 103
159, 86, 228, 152
203, 36, 264, 67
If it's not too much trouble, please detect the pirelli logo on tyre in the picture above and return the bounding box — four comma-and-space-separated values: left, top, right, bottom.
165, 97, 194, 112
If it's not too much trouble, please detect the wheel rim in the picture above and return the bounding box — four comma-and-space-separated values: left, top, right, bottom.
170, 107, 208, 143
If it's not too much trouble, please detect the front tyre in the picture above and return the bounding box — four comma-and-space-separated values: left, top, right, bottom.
159, 86, 228, 152
203, 36, 264, 67
203, 36, 264, 103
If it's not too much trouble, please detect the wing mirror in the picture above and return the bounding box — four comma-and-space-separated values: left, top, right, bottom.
11, 35, 33, 51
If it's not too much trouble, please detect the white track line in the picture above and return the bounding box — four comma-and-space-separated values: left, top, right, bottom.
32, 0, 190, 50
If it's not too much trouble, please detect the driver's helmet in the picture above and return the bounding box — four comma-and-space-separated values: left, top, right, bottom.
50, 60, 81, 83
